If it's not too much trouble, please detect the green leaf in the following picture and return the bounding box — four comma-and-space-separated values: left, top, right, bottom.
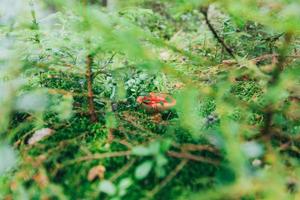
118, 178, 132, 190
156, 154, 168, 167
155, 166, 166, 178
99, 180, 116, 196
53, 94, 73, 120
135, 161, 153, 180
0, 144, 16, 175
118, 178, 132, 197
148, 141, 160, 154
132, 146, 152, 156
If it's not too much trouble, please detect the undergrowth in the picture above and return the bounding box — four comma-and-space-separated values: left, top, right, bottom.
0, 0, 300, 200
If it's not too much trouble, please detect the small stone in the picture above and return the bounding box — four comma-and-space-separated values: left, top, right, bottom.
111, 103, 118, 112
206, 114, 218, 125
159, 51, 171, 61
252, 159, 262, 167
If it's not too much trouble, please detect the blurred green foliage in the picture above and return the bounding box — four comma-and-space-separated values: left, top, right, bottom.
0, 0, 300, 199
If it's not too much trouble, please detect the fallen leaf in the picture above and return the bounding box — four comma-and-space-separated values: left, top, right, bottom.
150, 113, 162, 123
33, 171, 49, 188
88, 165, 106, 181
222, 59, 237, 66
28, 128, 54, 145
4, 196, 13, 200
173, 82, 184, 89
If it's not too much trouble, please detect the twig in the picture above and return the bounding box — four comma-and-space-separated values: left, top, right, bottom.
172, 143, 220, 155
221, 53, 300, 66
57, 148, 220, 170
167, 151, 220, 165
119, 112, 156, 136
109, 159, 136, 182
262, 33, 284, 42
147, 159, 188, 198
116, 139, 133, 149
35, 62, 86, 76
86, 54, 98, 123
47, 88, 83, 96
93, 53, 116, 79
73, 151, 131, 163
22, 132, 89, 160
57, 151, 131, 170
201, 6, 235, 59
182, 143, 217, 152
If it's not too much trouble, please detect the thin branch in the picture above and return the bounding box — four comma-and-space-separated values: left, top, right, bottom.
147, 159, 188, 198
201, 6, 235, 59
109, 159, 136, 182
167, 151, 220, 165
182, 144, 220, 154
56, 148, 220, 171
59, 151, 131, 168
93, 53, 116, 79
262, 33, 284, 42
221, 53, 300, 66
172, 143, 220, 155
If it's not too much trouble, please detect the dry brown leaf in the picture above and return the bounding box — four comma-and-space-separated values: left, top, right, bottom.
173, 82, 184, 89
4, 196, 13, 200
10, 181, 17, 191
87, 165, 106, 181
33, 171, 49, 188
222, 59, 237, 66
150, 113, 162, 123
